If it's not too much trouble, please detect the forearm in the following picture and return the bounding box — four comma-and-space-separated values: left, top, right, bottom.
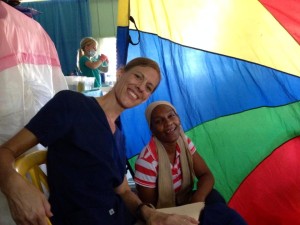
90, 59, 105, 69
0, 147, 18, 193
119, 189, 156, 220
119, 186, 199, 225
119, 189, 142, 214
89, 54, 108, 69
0, 128, 38, 193
191, 174, 214, 202
115, 178, 156, 222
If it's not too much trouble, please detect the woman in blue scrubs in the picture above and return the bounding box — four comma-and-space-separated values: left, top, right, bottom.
0, 57, 199, 225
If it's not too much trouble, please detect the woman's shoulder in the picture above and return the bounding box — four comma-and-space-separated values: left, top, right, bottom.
79, 55, 90, 62
55, 89, 82, 98
79, 55, 89, 64
138, 138, 158, 162
80, 55, 89, 60
54, 90, 95, 105
53, 90, 105, 120
184, 134, 196, 154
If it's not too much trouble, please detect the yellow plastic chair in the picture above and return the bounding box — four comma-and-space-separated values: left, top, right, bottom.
14, 150, 52, 225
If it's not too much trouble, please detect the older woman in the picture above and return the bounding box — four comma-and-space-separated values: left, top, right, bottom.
134, 101, 247, 225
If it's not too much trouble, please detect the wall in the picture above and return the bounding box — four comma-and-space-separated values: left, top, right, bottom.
90, 0, 118, 38
89, 0, 119, 83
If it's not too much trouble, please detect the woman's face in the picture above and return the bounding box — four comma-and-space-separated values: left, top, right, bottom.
84, 42, 97, 57
150, 105, 181, 144
85, 42, 97, 52
113, 66, 160, 109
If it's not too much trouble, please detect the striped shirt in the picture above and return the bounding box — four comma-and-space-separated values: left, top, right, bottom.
134, 135, 196, 192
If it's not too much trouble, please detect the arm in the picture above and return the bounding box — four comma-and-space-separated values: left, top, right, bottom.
85, 54, 108, 69
0, 128, 52, 225
135, 184, 158, 206
115, 176, 199, 225
190, 152, 215, 203
114, 176, 143, 215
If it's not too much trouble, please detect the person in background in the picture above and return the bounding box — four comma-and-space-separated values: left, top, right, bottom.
0, 58, 199, 225
134, 101, 248, 225
78, 37, 109, 88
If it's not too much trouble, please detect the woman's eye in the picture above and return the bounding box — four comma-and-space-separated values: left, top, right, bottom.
146, 85, 153, 93
168, 113, 177, 119
135, 73, 142, 79
154, 119, 162, 124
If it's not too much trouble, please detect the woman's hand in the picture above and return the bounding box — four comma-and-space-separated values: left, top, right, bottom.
99, 54, 108, 62
0, 129, 49, 225
147, 211, 199, 225
2, 172, 52, 225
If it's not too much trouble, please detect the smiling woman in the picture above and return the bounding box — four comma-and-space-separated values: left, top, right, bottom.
134, 101, 248, 225
0, 57, 202, 225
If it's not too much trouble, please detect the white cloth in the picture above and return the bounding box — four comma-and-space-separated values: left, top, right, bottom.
0, 2, 67, 224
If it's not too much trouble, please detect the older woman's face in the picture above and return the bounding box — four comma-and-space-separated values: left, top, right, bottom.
150, 105, 181, 144
113, 66, 160, 109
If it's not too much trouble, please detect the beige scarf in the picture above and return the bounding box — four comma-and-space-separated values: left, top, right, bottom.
155, 130, 195, 208
145, 101, 195, 208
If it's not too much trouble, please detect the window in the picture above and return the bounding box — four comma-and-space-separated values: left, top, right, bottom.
96, 37, 117, 85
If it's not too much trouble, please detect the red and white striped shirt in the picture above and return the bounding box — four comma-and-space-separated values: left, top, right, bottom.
134, 135, 196, 192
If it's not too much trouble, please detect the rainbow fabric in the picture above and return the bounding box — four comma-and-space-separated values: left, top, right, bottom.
117, 0, 300, 224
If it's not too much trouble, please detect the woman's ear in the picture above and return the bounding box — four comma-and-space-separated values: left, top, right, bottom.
116, 68, 124, 80
150, 123, 155, 135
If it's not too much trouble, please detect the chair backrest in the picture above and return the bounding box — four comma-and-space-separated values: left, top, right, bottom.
14, 150, 52, 225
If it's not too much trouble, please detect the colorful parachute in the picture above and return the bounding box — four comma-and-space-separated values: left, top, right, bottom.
117, 0, 300, 224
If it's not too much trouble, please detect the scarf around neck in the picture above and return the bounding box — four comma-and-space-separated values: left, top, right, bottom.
154, 129, 195, 208
145, 101, 195, 208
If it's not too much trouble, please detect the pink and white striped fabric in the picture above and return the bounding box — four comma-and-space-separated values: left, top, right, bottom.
0, 2, 68, 144
134, 135, 196, 192
0, 3, 68, 224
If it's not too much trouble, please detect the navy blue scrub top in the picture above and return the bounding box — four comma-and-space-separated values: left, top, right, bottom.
25, 90, 131, 225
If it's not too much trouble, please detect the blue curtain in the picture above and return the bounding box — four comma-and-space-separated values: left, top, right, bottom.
22, 0, 91, 75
